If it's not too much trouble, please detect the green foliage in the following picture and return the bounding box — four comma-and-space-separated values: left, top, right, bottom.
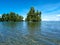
0, 18, 2, 21
0, 7, 41, 22
1, 12, 23, 22
26, 7, 41, 22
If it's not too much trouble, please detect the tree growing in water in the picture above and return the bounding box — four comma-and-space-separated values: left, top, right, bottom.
26, 7, 41, 22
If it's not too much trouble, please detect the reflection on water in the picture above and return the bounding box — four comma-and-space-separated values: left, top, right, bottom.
0, 21, 60, 45
27, 22, 41, 34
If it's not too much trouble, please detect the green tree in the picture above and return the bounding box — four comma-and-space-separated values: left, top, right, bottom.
26, 7, 41, 22
27, 7, 35, 15
2, 13, 6, 21
1, 12, 23, 22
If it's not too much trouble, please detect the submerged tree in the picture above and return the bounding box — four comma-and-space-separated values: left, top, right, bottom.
26, 7, 41, 22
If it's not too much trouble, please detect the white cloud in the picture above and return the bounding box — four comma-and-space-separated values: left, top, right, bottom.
36, 2, 60, 21
38, 3, 60, 15
42, 14, 60, 21
56, 14, 60, 17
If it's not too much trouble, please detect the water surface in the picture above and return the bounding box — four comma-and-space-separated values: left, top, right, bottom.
0, 21, 60, 45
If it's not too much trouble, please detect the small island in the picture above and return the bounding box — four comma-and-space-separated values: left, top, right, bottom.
0, 12, 23, 22
25, 7, 41, 22
0, 7, 41, 22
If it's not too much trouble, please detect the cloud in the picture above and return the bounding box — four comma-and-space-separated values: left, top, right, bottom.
56, 14, 60, 17
41, 2, 60, 21
0, 14, 2, 16
40, 3, 60, 14
42, 14, 60, 21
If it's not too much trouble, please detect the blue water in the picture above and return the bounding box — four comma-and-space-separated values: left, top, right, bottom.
0, 21, 60, 45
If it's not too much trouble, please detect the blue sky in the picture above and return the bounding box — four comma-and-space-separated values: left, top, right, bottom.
0, 0, 60, 21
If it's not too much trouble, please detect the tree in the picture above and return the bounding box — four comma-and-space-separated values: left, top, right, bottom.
1, 12, 23, 22
26, 7, 41, 22
27, 7, 35, 15
2, 13, 6, 21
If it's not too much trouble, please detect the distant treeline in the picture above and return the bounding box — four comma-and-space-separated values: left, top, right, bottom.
0, 7, 41, 22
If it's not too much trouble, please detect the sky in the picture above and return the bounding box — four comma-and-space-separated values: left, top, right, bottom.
0, 0, 60, 21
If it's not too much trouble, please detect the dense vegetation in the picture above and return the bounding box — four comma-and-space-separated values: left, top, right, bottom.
0, 7, 41, 22
25, 7, 41, 22
0, 12, 23, 21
